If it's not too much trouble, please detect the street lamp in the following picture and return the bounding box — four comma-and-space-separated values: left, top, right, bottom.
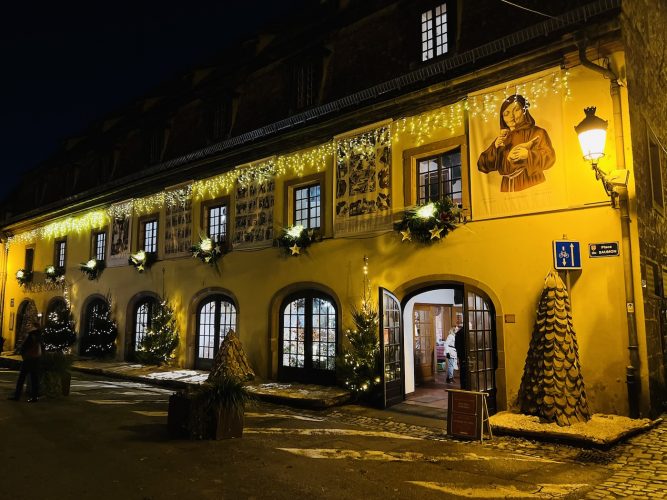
574, 107, 618, 204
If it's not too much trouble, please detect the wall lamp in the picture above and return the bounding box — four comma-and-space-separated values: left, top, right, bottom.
575, 106, 628, 208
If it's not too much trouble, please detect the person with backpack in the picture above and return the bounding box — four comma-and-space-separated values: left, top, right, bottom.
8, 320, 43, 402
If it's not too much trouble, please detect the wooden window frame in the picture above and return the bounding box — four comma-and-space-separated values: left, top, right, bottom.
201, 196, 230, 251
283, 172, 326, 231
420, 2, 450, 62
54, 238, 67, 269
138, 215, 160, 255
91, 229, 108, 262
24, 246, 35, 272
403, 136, 469, 211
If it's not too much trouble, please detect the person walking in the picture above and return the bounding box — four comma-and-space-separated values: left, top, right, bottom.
8, 320, 43, 402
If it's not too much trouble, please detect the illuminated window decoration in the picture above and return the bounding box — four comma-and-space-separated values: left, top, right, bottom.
6, 99, 476, 247
191, 235, 223, 270
128, 250, 155, 273
79, 258, 105, 280
44, 265, 65, 284
15, 268, 33, 286
466, 70, 571, 123
278, 224, 320, 256
395, 198, 460, 244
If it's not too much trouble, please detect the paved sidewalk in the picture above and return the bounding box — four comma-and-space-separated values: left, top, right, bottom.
0, 352, 351, 409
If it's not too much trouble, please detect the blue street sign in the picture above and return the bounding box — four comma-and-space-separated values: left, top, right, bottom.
553, 240, 581, 270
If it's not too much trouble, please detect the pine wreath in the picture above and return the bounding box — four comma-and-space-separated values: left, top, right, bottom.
518, 270, 590, 426
395, 198, 460, 244
277, 225, 320, 256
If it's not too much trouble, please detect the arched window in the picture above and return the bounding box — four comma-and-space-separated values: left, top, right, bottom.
195, 294, 237, 370
46, 297, 67, 316
80, 297, 108, 356
133, 297, 158, 353
279, 291, 337, 385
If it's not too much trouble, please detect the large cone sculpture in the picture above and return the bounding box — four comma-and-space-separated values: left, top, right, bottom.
518, 270, 590, 426
208, 330, 255, 383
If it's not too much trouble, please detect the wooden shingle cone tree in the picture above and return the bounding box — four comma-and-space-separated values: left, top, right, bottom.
208, 330, 255, 383
518, 270, 590, 426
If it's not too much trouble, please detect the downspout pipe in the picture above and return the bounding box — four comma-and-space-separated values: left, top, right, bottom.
578, 37, 641, 418
0, 233, 8, 353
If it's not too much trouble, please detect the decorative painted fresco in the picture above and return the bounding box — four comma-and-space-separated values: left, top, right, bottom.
469, 70, 567, 219
107, 201, 132, 267
335, 126, 392, 235
164, 185, 193, 257
233, 174, 275, 248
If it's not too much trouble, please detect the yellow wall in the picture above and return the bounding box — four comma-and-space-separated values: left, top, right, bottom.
1, 59, 645, 416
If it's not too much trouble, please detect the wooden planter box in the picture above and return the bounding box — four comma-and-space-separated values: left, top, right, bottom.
41, 371, 72, 398
168, 392, 244, 440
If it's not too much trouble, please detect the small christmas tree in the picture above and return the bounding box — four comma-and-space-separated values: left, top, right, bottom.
337, 306, 381, 401
518, 270, 590, 426
43, 305, 76, 353
337, 256, 381, 402
81, 295, 118, 358
135, 299, 179, 365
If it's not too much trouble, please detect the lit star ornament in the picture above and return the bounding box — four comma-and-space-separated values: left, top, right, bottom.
400, 228, 412, 242
289, 244, 301, 256
429, 226, 443, 240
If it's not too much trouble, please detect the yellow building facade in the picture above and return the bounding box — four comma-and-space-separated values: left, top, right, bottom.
0, 53, 648, 417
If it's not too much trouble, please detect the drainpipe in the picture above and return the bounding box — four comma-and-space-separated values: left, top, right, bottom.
0, 235, 8, 353
578, 39, 641, 418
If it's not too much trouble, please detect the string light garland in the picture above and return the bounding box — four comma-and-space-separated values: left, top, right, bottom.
6, 70, 568, 247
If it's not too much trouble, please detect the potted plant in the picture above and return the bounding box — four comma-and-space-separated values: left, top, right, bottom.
40, 352, 74, 397
168, 375, 253, 440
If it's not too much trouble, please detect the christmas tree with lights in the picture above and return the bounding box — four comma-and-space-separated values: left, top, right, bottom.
42, 305, 76, 353
81, 295, 117, 358
337, 256, 381, 402
135, 299, 179, 365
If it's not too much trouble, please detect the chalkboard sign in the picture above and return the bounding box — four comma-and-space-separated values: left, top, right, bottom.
446, 389, 492, 442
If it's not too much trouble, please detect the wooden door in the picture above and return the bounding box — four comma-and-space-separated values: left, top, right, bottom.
413, 304, 434, 384
379, 288, 403, 408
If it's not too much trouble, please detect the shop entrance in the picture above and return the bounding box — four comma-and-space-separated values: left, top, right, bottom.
381, 284, 498, 415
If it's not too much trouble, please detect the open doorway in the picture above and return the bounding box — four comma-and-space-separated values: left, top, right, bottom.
388, 284, 497, 417
404, 288, 463, 413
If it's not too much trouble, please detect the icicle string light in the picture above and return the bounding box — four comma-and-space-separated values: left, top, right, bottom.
6, 70, 569, 246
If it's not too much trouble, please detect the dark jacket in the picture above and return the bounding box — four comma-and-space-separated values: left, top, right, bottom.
19, 330, 43, 360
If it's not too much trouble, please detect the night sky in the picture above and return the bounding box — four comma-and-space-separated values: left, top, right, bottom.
0, 1, 308, 202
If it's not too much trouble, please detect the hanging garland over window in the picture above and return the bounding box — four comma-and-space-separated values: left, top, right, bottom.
128, 250, 156, 273
79, 259, 105, 280
277, 225, 320, 256
395, 199, 460, 244
15, 269, 33, 286
45, 265, 65, 284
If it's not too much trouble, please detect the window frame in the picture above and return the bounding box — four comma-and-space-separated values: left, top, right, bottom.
278, 290, 338, 385
133, 297, 157, 353
648, 130, 665, 215
91, 229, 107, 262
284, 172, 326, 232
195, 294, 238, 370
420, 2, 450, 62
24, 247, 35, 272
201, 196, 230, 250
54, 238, 67, 269
403, 136, 469, 211
139, 215, 160, 254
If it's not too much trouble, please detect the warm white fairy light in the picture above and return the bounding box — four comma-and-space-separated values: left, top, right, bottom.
6, 74, 569, 247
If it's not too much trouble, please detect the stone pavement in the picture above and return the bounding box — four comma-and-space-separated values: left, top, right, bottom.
2, 352, 665, 497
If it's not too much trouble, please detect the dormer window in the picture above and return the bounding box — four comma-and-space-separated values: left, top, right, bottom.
421, 3, 449, 62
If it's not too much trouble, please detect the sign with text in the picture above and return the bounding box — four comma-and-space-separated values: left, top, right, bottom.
589, 242, 620, 258
553, 240, 581, 270
446, 389, 492, 441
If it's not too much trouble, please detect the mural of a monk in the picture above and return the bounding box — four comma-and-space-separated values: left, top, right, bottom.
477, 95, 556, 192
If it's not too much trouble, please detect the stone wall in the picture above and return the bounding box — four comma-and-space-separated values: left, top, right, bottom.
622, 0, 667, 416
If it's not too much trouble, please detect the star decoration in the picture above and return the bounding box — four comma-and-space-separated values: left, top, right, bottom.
289, 244, 301, 256
400, 228, 412, 242
429, 226, 443, 240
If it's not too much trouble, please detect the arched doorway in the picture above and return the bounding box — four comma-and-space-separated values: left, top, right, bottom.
278, 290, 338, 385
131, 296, 158, 356
80, 296, 108, 356
383, 282, 499, 414
195, 294, 237, 370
